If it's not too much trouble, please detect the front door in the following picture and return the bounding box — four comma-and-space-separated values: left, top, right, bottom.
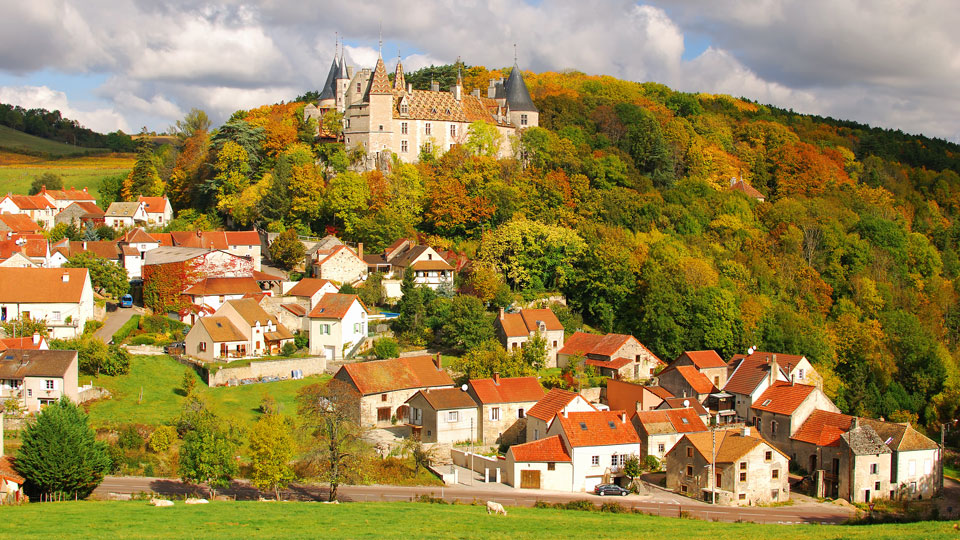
520, 470, 541, 489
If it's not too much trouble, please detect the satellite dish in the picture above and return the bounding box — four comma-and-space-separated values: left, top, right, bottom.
461, 384, 468, 392
683, 399, 690, 407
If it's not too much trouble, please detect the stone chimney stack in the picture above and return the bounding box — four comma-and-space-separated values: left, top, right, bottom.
499, 307, 505, 321
357, 242, 363, 259
493, 372, 500, 385
769, 354, 778, 386
433, 352, 442, 371
431, 80, 439, 92
32, 332, 39, 346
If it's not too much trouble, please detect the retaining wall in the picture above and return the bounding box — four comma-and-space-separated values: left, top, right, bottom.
207, 356, 326, 387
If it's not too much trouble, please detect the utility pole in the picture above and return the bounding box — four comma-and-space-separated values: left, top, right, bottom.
711, 414, 717, 505
941, 422, 947, 495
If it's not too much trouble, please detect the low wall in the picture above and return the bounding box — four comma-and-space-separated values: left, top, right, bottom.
78, 386, 111, 403
451, 449, 505, 477
207, 356, 326, 387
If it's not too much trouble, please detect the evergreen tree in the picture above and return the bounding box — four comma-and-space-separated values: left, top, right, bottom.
122, 137, 164, 199
81, 221, 99, 241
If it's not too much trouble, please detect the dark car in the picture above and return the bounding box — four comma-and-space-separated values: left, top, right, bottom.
593, 484, 629, 497
164, 341, 185, 356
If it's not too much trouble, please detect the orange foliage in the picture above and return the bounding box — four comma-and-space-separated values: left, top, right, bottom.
245, 103, 303, 158
773, 141, 853, 197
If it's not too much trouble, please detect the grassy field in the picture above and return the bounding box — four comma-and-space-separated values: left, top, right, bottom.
0, 149, 135, 199
945, 464, 960, 481
0, 500, 954, 539
83, 355, 329, 428
0, 125, 110, 157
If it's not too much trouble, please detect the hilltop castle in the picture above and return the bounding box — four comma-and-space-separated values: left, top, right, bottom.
305, 45, 538, 168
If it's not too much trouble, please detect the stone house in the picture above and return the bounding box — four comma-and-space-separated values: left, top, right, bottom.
54, 202, 105, 228
0, 349, 78, 412
307, 293, 368, 359
332, 354, 454, 428
137, 196, 174, 226
142, 247, 255, 311
405, 387, 479, 443
363, 239, 455, 296
669, 350, 730, 390
0, 267, 94, 339
169, 230, 263, 272
723, 353, 789, 420
606, 379, 674, 414
666, 427, 790, 506
748, 381, 840, 459
104, 201, 148, 229
284, 278, 339, 309
495, 308, 565, 367
859, 418, 941, 500
311, 244, 366, 285
467, 374, 545, 445
657, 365, 717, 404
632, 408, 708, 462
558, 331, 663, 380
525, 388, 597, 443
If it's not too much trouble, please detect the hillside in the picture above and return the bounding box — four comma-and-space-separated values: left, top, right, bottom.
0, 125, 109, 157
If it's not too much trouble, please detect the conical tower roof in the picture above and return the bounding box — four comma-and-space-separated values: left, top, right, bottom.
318, 56, 339, 101
368, 56, 392, 95
393, 58, 406, 91
337, 51, 348, 79
504, 62, 537, 112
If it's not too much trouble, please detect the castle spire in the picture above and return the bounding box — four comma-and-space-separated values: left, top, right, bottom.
393, 53, 406, 91
369, 55, 392, 95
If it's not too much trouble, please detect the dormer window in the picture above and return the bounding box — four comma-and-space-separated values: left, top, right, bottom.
400, 102, 409, 115
356, 82, 361, 93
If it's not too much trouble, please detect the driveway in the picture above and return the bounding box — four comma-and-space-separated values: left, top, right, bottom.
94, 305, 143, 343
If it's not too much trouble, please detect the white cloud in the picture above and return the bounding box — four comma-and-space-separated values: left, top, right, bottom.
0, 85, 127, 133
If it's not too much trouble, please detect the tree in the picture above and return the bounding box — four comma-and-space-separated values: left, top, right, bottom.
269, 228, 304, 270
180, 369, 197, 397
448, 339, 535, 384
248, 413, 296, 500
478, 218, 586, 291
81, 221, 99, 241
464, 120, 504, 157
122, 137, 164, 199
170, 108, 211, 146
213, 140, 252, 218
358, 272, 386, 307
519, 332, 548, 371
434, 295, 494, 351
28, 172, 63, 195
297, 379, 365, 501
50, 336, 130, 376
64, 252, 129, 299
393, 270, 430, 344
45, 223, 80, 243
15, 397, 110, 499
177, 396, 242, 498
372, 337, 400, 359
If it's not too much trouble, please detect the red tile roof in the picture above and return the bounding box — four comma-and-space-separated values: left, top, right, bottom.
559, 331, 661, 364
5, 195, 54, 210
670, 365, 717, 394
69, 201, 105, 217
409, 387, 478, 410
791, 409, 854, 447
647, 386, 674, 400
307, 293, 364, 319
121, 228, 157, 244
469, 376, 544, 404
509, 435, 571, 462
679, 350, 727, 369
69, 240, 120, 260
42, 187, 94, 201
0, 268, 88, 302
750, 381, 816, 416
169, 230, 260, 249
730, 179, 765, 200
556, 410, 640, 447
137, 196, 168, 213
339, 355, 453, 395
0, 214, 41, 233
634, 408, 707, 435
0, 456, 24, 484
0, 336, 45, 350
183, 277, 262, 297
498, 309, 564, 338
723, 353, 787, 395
150, 233, 173, 246
659, 397, 708, 416
527, 388, 594, 421
585, 356, 633, 370
287, 278, 336, 298
280, 303, 308, 316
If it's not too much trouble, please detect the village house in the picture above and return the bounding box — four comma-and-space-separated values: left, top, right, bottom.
495, 308, 565, 367
730, 350, 821, 389
0, 349, 79, 412
503, 435, 574, 491
467, 374, 545, 445
632, 408, 708, 462
666, 427, 789, 506
39, 186, 96, 212
669, 351, 730, 390
309, 242, 366, 285
0, 195, 55, 229
333, 354, 454, 428
104, 201, 148, 229
53, 201, 105, 229
307, 293, 368, 359
184, 297, 294, 361
728, 178, 765, 203
182, 276, 267, 315
137, 196, 174, 226
405, 387, 479, 443
0, 214, 42, 235
142, 247, 255, 298
284, 278, 339, 309
0, 235, 48, 268
169, 230, 262, 271
0, 333, 50, 351
606, 379, 675, 413
723, 353, 789, 421
748, 381, 840, 457
657, 365, 717, 404
363, 238, 455, 296
859, 418, 941, 500
547, 410, 640, 492
525, 387, 597, 443
558, 331, 663, 380
0, 267, 94, 338
184, 316, 247, 361
655, 397, 711, 425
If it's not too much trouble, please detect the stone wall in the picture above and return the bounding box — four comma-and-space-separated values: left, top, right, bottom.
207, 356, 326, 387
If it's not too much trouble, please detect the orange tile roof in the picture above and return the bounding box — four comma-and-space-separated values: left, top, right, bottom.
409, 387, 478, 410
68, 201, 105, 217
0, 214, 41, 233
606, 379, 653, 412
0, 267, 87, 302
634, 408, 707, 435
647, 386, 675, 400
150, 233, 174, 246
183, 277, 262, 297
339, 355, 453, 395
585, 356, 633, 370
121, 228, 157, 244
730, 180, 764, 199
68, 240, 120, 260
287, 278, 336, 298
5, 195, 54, 210
307, 293, 364, 319
395, 88, 508, 125
410, 259, 454, 271
682, 429, 785, 464
527, 388, 594, 421
670, 365, 717, 394
723, 353, 787, 395
791, 409, 854, 447
659, 397, 708, 416
679, 350, 727, 369
0, 336, 44, 350
559, 331, 660, 363
198, 316, 247, 343
280, 304, 307, 316
137, 196, 168, 213
750, 381, 816, 416
368, 57, 392, 95
169, 230, 260, 249
0, 456, 24, 484
556, 410, 640, 447
509, 435, 571, 462
469, 376, 544, 404
498, 309, 563, 338
42, 187, 94, 201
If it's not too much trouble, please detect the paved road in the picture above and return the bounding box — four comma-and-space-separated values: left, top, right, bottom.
94, 476, 855, 524
94, 306, 141, 343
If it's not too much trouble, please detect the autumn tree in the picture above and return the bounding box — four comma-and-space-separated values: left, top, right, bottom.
269, 228, 304, 271
178, 395, 243, 498
170, 108, 211, 146
64, 252, 129, 299
297, 379, 365, 502
248, 413, 296, 500
464, 120, 503, 157
478, 218, 586, 291
213, 140, 252, 217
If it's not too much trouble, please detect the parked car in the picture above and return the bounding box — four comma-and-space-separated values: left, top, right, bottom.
593, 484, 629, 497
164, 341, 185, 355
120, 294, 133, 308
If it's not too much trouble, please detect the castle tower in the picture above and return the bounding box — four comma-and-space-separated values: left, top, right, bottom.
393, 57, 406, 91
335, 47, 350, 112
503, 61, 538, 128
318, 54, 340, 109
366, 54, 394, 163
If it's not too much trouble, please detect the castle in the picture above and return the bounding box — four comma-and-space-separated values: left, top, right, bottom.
304, 44, 538, 167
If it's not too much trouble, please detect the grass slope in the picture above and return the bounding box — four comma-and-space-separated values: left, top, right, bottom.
0, 501, 953, 539
0, 125, 108, 156
83, 355, 329, 428
0, 150, 135, 199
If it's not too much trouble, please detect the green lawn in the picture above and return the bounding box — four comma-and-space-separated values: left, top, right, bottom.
0, 501, 953, 539
0, 125, 109, 157
0, 149, 135, 199
945, 464, 960, 481
83, 355, 329, 428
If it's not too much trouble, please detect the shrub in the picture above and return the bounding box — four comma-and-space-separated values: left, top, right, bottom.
83, 320, 104, 335
599, 502, 629, 513
117, 425, 144, 450
561, 500, 595, 511
148, 426, 177, 453
372, 338, 400, 359
129, 335, 158, 346
112, 315, 141, 343
281, 342, 297, 356
293, 331, 308, 349
415, 494, 447, 504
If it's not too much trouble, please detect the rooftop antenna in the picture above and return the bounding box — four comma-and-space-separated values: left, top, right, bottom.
335, 31, 339, 57
378, 21, 383, 56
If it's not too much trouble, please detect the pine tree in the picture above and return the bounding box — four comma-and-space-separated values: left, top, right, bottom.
82, 221, 99, 241
122, 137, 164, 200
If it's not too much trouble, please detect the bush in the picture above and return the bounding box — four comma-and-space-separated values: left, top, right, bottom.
117, 425, 144, 450
599, 502, 629, 513
281, 342, 297, 356
129, 335, 158, 346
293, 331, 308, 349
147, 426, 177, 453
113, 315, 141, 343
83, 320, 104, 335
372, 338, 400, 359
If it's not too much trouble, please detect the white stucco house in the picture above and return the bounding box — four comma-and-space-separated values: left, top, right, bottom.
0, 267, 94, 338
307, 293, 368, 359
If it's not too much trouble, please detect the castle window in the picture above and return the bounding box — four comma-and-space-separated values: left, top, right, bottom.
401, 122, 408, 134
450, 124, 456, 137
425, 122, 431, 135
401, 140, 408, 153
521, 114, 528, 125
379, 125, 383, 131
401, 103, 409, 114
357, 82, 361, 92
345, 119, 350, 128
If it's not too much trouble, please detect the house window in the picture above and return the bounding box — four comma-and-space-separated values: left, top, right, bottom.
199, 342, 207, 352
875, 481, 881, 491
755, 419, 762, 432
553, 341, 558, 348
517, 408, 525, 419
377, 407, 391, 422
490, 407, 500, 421
686, 465, 693, 476
739, 494, 746, 501
27, 389, 32, 397
45, 379, 54, 390
611, 455, 618, 466
345, 119, 350, 128
450, 124, 456, 137
381, 394, 388, 402
378, 124, 383, 131
423, 142, 432, 152
447, 411, 459, 423
739, 472, 747, 482
401, 122, 408, 134
798, 368, 805, 379
765, 451, 772, 461
401, 103, 408, 114
771, 421, 778, 435
547, 462, 555, 471
686, 447, 693, 458
52, 311, 61, 321
772, 469, 780, 479
401, 140, 408, 153
425, 122, 431, 135
356, 82, 361, 92
520, 114, 527, 126
870, 463, 879, 475
680, 485, 688, 493
658, 443, 665, 454
740, 462, 747, 470
591, 456, 599, 466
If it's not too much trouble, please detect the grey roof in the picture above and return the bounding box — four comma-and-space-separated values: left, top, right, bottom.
337, 53, 348, 79
859, 418, 940, 452
105, 201, 142, 218
841, 424, 892, 455
144, 246, 213, 265
0, 349, 77, 379
318, 57, 340, 101
504, 63, 537, 112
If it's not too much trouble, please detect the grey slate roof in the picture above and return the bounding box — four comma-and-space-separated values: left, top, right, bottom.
841, 424, 892, 455
337, 53, 348, 79
143, 246, 213, 265
504, 63, 537, 112
318, 57, 340, 101
105, 201, 142, 218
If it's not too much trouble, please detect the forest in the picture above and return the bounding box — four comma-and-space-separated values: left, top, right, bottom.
0, 102, 135, 152
113, 63, 960, 434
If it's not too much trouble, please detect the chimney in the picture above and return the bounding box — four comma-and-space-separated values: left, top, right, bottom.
62, 272, 69, 283
471, 88, 480, 98
431, 80, 439, 92
32, 332, 39, 346
407, 83, 413, 93
357, 242, 363, 259
742, 426, 751, 437
83, 187, 88, 193
851, 417, 859, 429
562, 408, 567, 418
433, 352, 441, 371
769, 354, 778, 386
451, 85, 461, 101
499, 307, 505, 321
620, 412, 627, 423
493, 372, 500, 385
787, 362, 793, 386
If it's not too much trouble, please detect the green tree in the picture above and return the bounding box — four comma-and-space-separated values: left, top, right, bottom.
122, 137, 164, 199
170, 108, 211, 146
180, 369, 197, 397
435, 295, 494, 351
479, 218, 586, 291
50, 336, 130, 376
358, 272, 386, 307
248, 413, 296, 500
464, 120, 504, 157
28, 172, 63, 195
177, 396, 243, 497
97, 174, 125, 207
15, 397, 111, 499
45, 223, 80, 243
519, 332, 548, 371
297, 379, 365, 502
269, 228, 304, 271
393, 270, 430, 344
64, 252, 130, 299
448, 339, 535, 384
372, 337, 400, 359
148, 425, 177, 453
81, 221, 99, 241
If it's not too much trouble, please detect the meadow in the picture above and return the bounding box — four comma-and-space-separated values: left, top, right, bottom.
0, 149, 135, 199
0, 500, 954, 539
0, 125, 110, 157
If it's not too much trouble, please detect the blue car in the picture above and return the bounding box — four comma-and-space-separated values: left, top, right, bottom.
120, 295, 133, 308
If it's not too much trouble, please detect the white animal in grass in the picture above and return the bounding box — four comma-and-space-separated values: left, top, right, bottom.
486, 501, 507, 516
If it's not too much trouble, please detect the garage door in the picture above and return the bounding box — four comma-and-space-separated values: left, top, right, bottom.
520, 470, 541, 489
584, 476, 603, 492
324, 346, 336, 360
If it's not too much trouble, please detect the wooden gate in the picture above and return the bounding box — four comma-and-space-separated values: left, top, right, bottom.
520, 470, 541, 489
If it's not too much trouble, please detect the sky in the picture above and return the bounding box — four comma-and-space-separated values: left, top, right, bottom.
1, 0, 958, 142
